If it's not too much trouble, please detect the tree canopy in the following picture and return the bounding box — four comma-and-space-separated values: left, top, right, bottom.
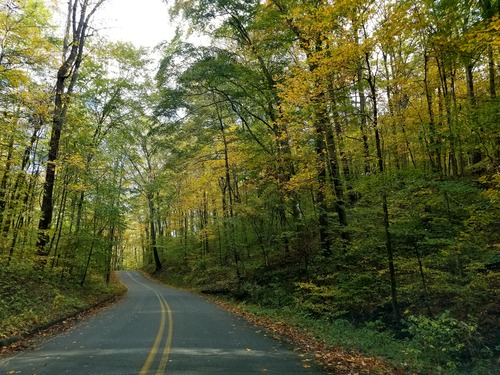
1, 0, 499, 373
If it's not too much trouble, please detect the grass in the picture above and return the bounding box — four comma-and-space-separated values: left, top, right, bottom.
0, 261, 125, 341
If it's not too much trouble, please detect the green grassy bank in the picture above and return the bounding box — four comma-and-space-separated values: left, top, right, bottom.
0, 262, 125, 344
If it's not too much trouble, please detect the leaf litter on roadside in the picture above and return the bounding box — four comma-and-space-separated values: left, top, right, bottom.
211, 300, 406, 374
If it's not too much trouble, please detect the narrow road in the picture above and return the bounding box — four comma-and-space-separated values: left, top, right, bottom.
1, 270, 327, 374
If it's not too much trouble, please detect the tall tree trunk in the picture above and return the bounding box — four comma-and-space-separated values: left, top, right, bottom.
325, 122, 349, 241
382, 50, 404, 170
314, 107, 331, 256
202, 191, 209, 255
50, 172, 70, 269
327, 85, 351, 224
0, 134, 14, 235
465, 61, 484, 167
106, 225, 115, 283
36, 0, 106, 263
366, 52, 400, 322
357, 64, 371, 175
147, 193, 162, 273
330, 100, 350, 181
216, 101, 241, 284
488, 46, 500, 164
436, 55, 459, 176
80, 212, 98, 286
466, 63, 476, 106
2, 118, 43, 254
424, 49, 441, 174
488, 46, 496, 99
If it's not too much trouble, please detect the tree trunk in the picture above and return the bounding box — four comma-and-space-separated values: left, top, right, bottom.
466, 63, 476, 106
0, 134, 14, 236
147, 193, 162, 273
357, 63, 371, 175
436, 55, 459, 177
424, 49, 441, 174
366, 52, 400, 322
325, 122, 349, 240
312, 86, 333, 256
216, 102, 241, 284
488, 46, 496, 99
36, 0, 106, 264
50, 173, 70, 269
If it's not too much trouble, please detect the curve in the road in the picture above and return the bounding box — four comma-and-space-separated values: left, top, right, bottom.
0, 270, 328, 374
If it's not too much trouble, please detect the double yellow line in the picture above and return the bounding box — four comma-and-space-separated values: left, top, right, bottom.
129, 273, 173, 375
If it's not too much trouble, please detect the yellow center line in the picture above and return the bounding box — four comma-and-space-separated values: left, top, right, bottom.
156, 294, 173, 375
127, 272, 174, 375
139, 294, 166, 375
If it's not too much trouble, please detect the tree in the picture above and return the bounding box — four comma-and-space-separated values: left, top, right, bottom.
36, 0, 106, 263
0, 0, 56, 260
48, 41, 146, 282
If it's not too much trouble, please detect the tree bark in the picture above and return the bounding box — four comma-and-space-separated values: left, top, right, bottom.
366, 52, 400, 322
424, 49, 441, 174
0, 134, 14, 233
357, 60, 371, 175
148, 193, 162, 273
36, 0, 106, 264
216, 101, 241, 283
488, 46, 496, 99
314, 106, 332, 256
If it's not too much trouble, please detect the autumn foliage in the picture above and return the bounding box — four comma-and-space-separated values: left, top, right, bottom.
1, 0, 499, 373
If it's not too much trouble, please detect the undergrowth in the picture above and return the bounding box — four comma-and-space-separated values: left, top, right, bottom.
218, 302, 497, 375
151, 266, 498, 375
0, 261, 125, 340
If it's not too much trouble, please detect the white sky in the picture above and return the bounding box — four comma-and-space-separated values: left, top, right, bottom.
95, 0, 175, 48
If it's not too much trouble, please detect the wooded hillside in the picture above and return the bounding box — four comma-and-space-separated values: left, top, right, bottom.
1, 0, 499, 373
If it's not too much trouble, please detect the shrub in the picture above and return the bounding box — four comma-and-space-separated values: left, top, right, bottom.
404, 310, 490, 372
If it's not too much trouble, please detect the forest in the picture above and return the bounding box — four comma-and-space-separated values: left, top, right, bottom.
1, 0, 499, 373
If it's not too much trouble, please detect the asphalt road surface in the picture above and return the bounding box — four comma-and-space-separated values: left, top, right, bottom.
1, 270, 328, 374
